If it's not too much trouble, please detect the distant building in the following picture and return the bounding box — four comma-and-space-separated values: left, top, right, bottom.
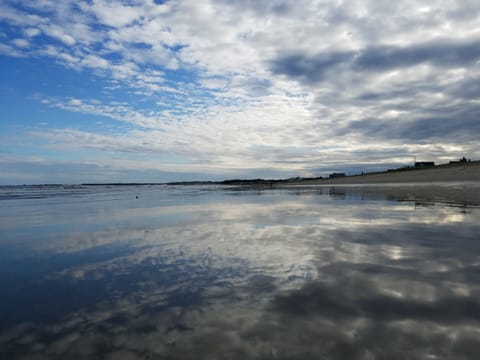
329, 172, 346, 178
450, 157, 470, 164
414, 161, 435, 168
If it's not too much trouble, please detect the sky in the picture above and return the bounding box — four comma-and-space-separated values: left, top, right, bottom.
1, 0, 480, 184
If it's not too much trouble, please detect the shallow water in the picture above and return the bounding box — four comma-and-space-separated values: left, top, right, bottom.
1, 184, 479, 359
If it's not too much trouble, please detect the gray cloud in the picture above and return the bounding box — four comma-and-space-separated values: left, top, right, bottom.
269, 34, 480, 149
215, 0, 292, 16
270, 51, 353, 84
354, 39, 480, 71
336, 103, 480, 142
271, 38, 480, 85
448, 77, 480, 100
0, 158, 224, 185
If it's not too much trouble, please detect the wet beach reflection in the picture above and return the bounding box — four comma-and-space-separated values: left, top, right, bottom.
0, 185, 479, 359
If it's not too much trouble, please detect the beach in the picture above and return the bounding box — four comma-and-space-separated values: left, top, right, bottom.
280, 161, 480, 206
298, 161, 480, 185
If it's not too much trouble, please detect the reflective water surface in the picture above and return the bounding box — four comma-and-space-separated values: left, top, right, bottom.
1, 184, 480, 359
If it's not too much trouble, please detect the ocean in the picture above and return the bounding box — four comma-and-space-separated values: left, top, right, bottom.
1, 184, 479, 359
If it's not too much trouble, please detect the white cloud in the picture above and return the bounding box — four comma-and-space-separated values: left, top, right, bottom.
23, 27, 41, 37
79, 0, 166, 28
80, 54, 109, 69
0, 43, 25, 57
11, 38, 29, 48
39, 23, 76, 45
0, 4, 44, 27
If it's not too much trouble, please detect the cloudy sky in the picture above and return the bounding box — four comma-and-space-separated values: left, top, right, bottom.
1, 0, 479, 184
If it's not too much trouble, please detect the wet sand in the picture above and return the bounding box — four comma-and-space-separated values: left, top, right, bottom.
327, 184, 480, 206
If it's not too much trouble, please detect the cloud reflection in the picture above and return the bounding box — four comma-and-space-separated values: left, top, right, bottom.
1, 187, 480, 359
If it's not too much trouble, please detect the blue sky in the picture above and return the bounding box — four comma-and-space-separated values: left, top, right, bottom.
1, 0, 480, 184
